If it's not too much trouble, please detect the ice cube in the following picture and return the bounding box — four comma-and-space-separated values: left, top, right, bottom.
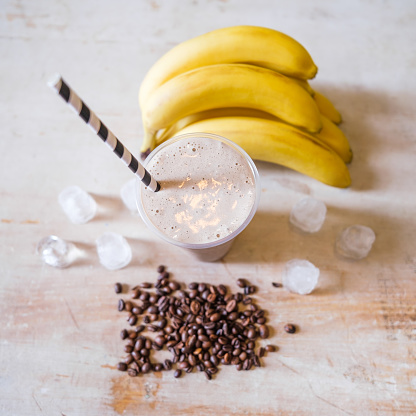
282, 259, 320, 295
120, 178, 138, 213
58, 185, 97, 224
37, 235, 78, 268
96, 232, 132, 270
289, 197, 327, 233
335, 225, 375, 260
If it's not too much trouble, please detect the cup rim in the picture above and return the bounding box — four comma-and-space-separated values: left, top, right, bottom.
136, 132, 261, 250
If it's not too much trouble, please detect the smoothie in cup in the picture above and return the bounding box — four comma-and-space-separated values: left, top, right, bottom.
136, 133, 260, 261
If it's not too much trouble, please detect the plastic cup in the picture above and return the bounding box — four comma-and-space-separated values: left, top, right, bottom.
136, 133, 260, 262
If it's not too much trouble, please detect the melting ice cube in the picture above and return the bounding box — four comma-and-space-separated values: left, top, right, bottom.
37, 235, 78, 268
58, 185, 97, 224
282, 259, 320, 295
120, 178, 138, 213
335, 225, 375, 260
289, 197, 327, 233
96, 232, 132, 270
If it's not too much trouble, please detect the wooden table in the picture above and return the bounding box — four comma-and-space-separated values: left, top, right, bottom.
1, 0, 416, 414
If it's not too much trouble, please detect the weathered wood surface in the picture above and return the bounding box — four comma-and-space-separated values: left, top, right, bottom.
1, 0, 416, 415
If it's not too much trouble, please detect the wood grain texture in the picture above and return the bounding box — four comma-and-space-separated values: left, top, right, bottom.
1, 0, 416, 415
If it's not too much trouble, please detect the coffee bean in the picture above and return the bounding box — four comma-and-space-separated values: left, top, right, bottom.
227, 312, 239, 321
128, 315, 137, 326
210, 355, 219, 366
124, 345, 133, 354
114, 283, 123, 294
124, 355, 134, 365
160, 271, 170, 280
226, 299, 237, 313
131, 306, 142, 315
243, 287, 250, 295
258, 347, 265, 358
154, 363, 163, 372
207, 293, 216, 303
229, 356, 238, 365
217, 284, 227, 296
265, 344, 277, 352
157, 265, 165, 273
127, 368, 138, 377
139, 348, 149, 357
187, 354, 197, 367
120, 329, 128, 340
284, 324, 296, 334
236, 279, 247, 288
242, 297, 252, 305
205, 370, 212, 380
155, 335, 166, 346
149, 294, 159, 304
169, 281, 180, 291
118, 299, 125, 312
272, 282, 282, 288
163, 359, 172, 371
202, 340, 211, 350
131, 289, 141, 299
246, 328, 257, 339
140, 282, 152, 289
134, 325, 144, 334
178, 361, 190, 369
135, 338, 145, 351
139, 292, 150, 301
190, 300, 201, 315
117, 362, 127, 372
131, 361, 140, 372
174, 369, 182, 378
124, 301, 133, 312
218, 336, 229, 345
259, 325, 269, 339
141, 363, 151, 373
125, 339, 134, 347
210, 313, 221, 322
196, 363, 205, 372
148, 305, 159, 315
155, 318, 166, 329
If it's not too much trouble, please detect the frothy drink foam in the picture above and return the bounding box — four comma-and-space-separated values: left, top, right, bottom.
141, 136, 256, 245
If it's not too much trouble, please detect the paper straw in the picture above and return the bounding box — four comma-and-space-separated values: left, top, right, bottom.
47, 74, 161, 192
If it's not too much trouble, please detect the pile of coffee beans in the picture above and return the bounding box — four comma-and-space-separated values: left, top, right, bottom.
115, 266, 277, 380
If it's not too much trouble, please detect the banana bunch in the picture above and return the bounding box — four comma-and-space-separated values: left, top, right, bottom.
139, 25, 351, 187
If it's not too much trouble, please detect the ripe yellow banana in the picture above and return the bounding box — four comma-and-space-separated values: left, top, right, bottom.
139, 25, 317, 108
314, 115, 352, 163
156, 108, 277, 145
141, 64, 322, 154
313, 90, 342, 124
156, 108, 352, 164
171, 116, 351, 188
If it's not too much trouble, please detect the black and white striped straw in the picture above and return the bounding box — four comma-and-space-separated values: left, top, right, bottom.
48, 74, 161, 192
